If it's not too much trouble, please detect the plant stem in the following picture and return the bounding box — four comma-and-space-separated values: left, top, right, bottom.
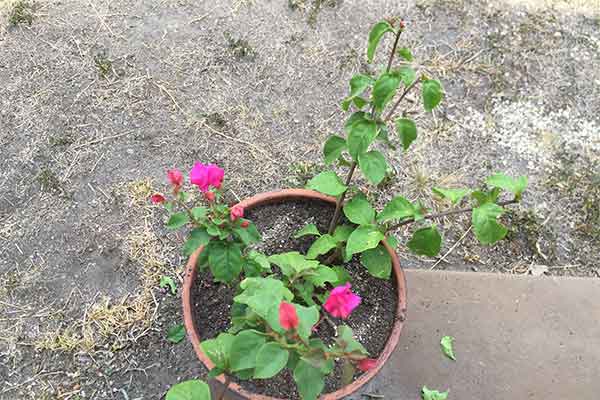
217, 376, 231, 400
386, 29, 402, 73
327, 162, 357, 235
386, 199, 519, 233
383, 77, 420, 123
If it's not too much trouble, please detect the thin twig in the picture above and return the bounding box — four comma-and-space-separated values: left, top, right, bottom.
430, 226, 472, 270
387, 199, 518, 233
71, 131, 133, 150
327, 162, 357, 234
383, 78, 421, 123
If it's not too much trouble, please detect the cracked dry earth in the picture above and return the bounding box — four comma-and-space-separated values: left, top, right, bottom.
0, 0, 598, 398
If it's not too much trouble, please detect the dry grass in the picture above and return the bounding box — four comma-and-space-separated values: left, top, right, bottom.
34, 179, 177, 353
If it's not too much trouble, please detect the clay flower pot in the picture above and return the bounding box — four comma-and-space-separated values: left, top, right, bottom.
182, 189, 407, 400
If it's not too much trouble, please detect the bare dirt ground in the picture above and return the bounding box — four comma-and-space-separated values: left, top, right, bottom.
0, 0, 598, 398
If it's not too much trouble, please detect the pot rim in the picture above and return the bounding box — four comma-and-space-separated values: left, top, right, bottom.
182, 188, 407, 400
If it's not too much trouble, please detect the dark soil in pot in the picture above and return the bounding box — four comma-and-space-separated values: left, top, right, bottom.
190, 199, 398, 399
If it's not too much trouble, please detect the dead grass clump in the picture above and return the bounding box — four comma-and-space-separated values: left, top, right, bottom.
7, 0, 33, 26
35, 179, 177, 352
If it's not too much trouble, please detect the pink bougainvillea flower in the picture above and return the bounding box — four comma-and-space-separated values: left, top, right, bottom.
206, 164, 224, 189
167, 169, 184, 188
204, 191, 215, 202
230, 205, 244, 221
189, 163, 224, 192
357, 358, 377, 372
151, 193, 166, 204
240, 220, 250, 228
323, 283, 361, 319
279, 302, 299, 330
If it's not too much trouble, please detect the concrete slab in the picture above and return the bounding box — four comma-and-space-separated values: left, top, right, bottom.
216, 270, 600, 399
351, 270, 600, 400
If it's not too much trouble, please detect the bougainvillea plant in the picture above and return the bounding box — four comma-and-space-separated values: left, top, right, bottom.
153, 162, 267, 284
159, 18, 527, 400
302, 17, 527, 279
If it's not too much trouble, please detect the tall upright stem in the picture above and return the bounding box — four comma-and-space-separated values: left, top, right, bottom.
383, 77, 420, 122
327, 162, 357, 234
386, 29, 402, 73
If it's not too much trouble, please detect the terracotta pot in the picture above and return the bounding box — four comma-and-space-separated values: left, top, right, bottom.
182, 189, 407, 400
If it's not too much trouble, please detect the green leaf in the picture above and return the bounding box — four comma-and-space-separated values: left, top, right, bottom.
347, 118, 378, 160
208, 241, 244, 283
472, 203, 508, 244
167, 212, 189, 229
167, 324, 186, 344
294, 304, 320, 340
440, 335, 456, 361
486, 173, 528, 198
471, 188, 501, 206
294, 223, 321, 239
332, 266, 352, 286
234, 277, 293, 330
247, 250, 271, 270
230, 330, 266, 372
360, 244, 392, 279
343, 192, 376, 225
422, 79, 444, 112
268, 252, 321, 277
306, 171, 347, 196
407, 225, 442, 257
302, 339, 334, 374
432, 187, 471, 205
422, 386, 449, 400
367, 21, 395, 63
183, 228, 211, 256
372, 72, 401, 112
306, 234, 338, 259
166, 380, 211, 400
352, 96, 368, 109
385, 235, 399, 249
395, 118, 418, 151
243, 250, 271, 277
344, 111, 367, 133
233, 221, 261, 245
234, 368, 254, 380
159, 276, 177, 295
191, 207, 208, 221
397, 47, 413, 61
342, 74, 374, 111
397, 66, 417, 86
294, 359, 325, 400
377, 196, 418, 223
294, 281, 315, 306
306, 265, 338, 287
358, 150, 388, 185
341, 360, 356, 386
323, 135, 347, 164
335, 325, 368, 355
346, 224, 385, 256
201, 333, 235, 370
333, 225, 354, 243
254, 343, 289, 379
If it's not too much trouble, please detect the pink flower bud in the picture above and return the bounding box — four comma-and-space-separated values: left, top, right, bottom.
357, 358, 377, 372
323, 283, 361, 319
279, 302, 299, 330
151, 193, 166, 204
204, 191, 215, 202
167, 169, 184, 188
240, 220, 250, 228
230, 205, 244, 221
